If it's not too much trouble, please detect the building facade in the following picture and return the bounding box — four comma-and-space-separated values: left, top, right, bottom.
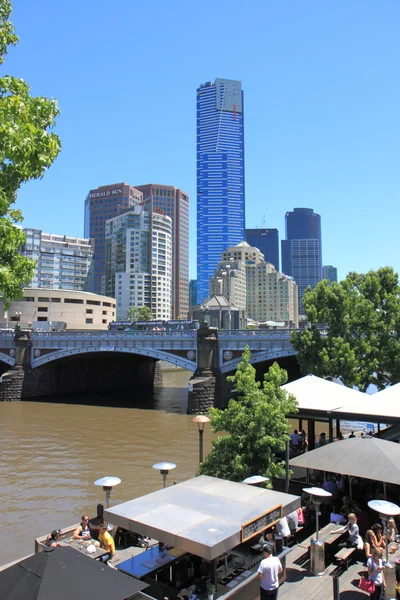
105, 206, 172, 321
281, 208, 322, 312
196, 78, 245, 304
0, 289, 116, 330
322, 265, 338, 283
21, 229, 94, 291
135, 184, 189, 319
245, 228, 280, 271
84, 183, 142, 294
189, 279, 198, 312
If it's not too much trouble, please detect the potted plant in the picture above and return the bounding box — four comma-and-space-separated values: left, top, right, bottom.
206, 581, 216, 600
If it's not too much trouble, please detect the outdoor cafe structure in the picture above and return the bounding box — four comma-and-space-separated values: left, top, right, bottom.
282, 375, 400, 449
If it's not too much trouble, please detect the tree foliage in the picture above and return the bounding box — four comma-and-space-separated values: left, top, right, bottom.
0, 0, 61, 307
199, 346, 298, 483
126, 305, 154, 322
291, 267, 400, 391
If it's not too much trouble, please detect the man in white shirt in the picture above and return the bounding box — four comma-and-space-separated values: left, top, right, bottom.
257, 543, 283, 600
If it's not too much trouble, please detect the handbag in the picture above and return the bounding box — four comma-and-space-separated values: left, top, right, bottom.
358, 575, 375, 594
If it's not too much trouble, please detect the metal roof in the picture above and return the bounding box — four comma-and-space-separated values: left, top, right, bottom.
105, 476, 300, 560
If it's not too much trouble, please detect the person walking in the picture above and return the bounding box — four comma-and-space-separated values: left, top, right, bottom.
257, 543, 282, 600
367, 547, 385, 599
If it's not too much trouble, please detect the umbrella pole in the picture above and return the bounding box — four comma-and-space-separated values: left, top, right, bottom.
383, 482, 387, 500
285, 439, 290, 493
349, 476, 353, 501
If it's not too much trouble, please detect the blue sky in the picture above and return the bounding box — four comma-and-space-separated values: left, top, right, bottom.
5, 0, 400, 280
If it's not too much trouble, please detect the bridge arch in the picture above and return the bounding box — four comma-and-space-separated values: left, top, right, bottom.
220, 348, 298, 375
0, 352, 15, 368
31, 346, 196, 372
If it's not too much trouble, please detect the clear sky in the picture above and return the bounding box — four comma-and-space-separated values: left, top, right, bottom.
5, 0, 400, 281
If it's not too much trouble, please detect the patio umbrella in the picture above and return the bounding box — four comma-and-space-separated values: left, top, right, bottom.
289, 436, 400, 488
0, 546, 148, 600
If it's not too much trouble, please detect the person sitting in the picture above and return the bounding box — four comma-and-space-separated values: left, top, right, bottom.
45, 529, 62, 547
387, 518, 398, 543
330, 512, 360, 548
290, 430, 299, 446
317, 432, 327, 447
330, 507, 346, 524
73, 514, 91, 540
275, 517, 291, 546
98, 523, 115, 563
371, 523, 386, 550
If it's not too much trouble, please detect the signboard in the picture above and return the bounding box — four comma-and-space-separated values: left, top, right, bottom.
241, 504, 282, 543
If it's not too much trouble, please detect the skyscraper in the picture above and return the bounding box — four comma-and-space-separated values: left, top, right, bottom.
135, 184, 189, 319
105, 206, 172, 320
322, 265, 338, 283
281, 208, 322, 312
84, 183, 142, 294
245, 228, 280, 271
196, 78, 245, 304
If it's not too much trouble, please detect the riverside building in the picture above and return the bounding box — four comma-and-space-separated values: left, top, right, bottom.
135, 183, 189, 319
196, 78, 245, 304
84, 183, 143, 294
21, 228, 94, 291
105, 206, 172, 321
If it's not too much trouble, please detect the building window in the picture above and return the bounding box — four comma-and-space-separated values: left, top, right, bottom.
102, 310, 107, 315
85, 318, 93, 324
37, 307, 48, 312
102, 319, 107, 324
86, 309, 93, 314
64, 298, 84, 304
37, 317, 48, 322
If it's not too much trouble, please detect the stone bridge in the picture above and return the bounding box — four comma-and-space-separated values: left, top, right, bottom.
0, 327, 301, 411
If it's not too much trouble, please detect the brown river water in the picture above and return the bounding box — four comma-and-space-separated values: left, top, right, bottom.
0, 368, 357, 568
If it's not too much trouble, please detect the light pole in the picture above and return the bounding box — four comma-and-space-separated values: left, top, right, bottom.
94, 476, 121, 508
152, 462, 176, 488
193, 415, 210, 464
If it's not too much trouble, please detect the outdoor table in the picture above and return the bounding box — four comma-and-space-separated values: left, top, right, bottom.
117, 545, 187, 579
61, 538, 109, 560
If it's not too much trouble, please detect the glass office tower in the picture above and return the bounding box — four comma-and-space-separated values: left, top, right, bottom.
245, 228, 279, 271
196, 78, 245, 304
281, 208, 322, 313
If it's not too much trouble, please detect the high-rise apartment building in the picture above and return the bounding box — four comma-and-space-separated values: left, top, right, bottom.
135, 184, 189, 319
84, 183, 142, 294
245, 228, 280, 271
21, 228, 94, 291
281, 208, 322, 312
105, 206, 172, 320
196, 78, 245, 304
209, 241, 298, 327
189, 279, 198, 311
322, 265, 338, 283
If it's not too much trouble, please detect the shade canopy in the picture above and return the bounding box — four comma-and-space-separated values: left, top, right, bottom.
105, 475, 300, 560
289, 436, 400, 486
0, 546, 148, 600
282, 374, 400, 424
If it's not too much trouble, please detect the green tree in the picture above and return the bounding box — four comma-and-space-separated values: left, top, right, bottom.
0, 0, 61, 308
291, 267, 400, 391
199, 346, 298, 483
126, 305, 154, 322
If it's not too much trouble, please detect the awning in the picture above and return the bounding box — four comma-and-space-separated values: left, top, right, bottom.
0, 545, 148, 600
105, 475, 300, 560
289, 436, 400, 486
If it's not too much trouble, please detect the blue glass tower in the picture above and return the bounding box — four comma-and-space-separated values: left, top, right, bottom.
281, 208, 322, 313
196, 79, 245, 304
245, 228, 279, 271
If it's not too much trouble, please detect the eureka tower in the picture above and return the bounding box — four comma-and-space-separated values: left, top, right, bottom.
196, 78, 245, 304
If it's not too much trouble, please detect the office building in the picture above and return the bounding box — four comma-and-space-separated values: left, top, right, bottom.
210, 259, 247, 314
245, 228, 280, 271
105, 206, 172, 321
322, 265, 338, 283
281, 208, 322, 312
196, 78, 245, 304
135, 184, 189, 319
21, 228, 94, 291
84, 183, 142, 294
189, 279, 198, 311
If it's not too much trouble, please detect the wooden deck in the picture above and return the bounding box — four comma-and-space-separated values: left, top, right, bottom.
277, 543, 368, 600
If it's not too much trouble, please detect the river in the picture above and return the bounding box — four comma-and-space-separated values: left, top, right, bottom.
0, 369, 212, 567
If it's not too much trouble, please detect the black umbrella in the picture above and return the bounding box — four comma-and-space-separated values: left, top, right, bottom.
0, 546, 148, 600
